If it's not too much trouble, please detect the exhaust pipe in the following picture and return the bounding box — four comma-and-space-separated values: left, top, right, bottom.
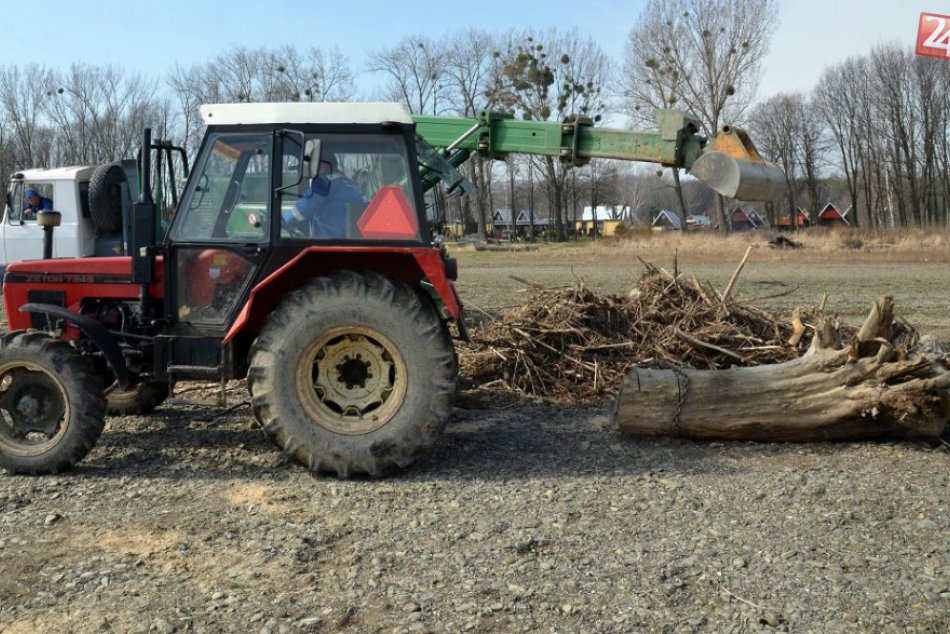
37, 210, 62, 259
690, 126, 786, 202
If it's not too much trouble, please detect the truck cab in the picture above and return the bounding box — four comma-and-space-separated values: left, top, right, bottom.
2, 167, 96, 274
2, 164, 139, 277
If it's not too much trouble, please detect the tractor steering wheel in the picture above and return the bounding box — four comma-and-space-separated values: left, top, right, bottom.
285, 222, 308, 238
279, 209, 310, 238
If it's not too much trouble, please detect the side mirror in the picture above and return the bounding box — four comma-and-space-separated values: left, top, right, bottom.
304, 139, 322, 179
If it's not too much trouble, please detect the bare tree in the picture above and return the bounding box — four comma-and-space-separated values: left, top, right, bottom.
490, 28, 610, 241
367, 35, 448, 115
871, 45, 920, 227
0, 120, 10, 180
750, 93, 803, 227
795, 97, 826, 219
814, 58, 866, 227
914, 55, 944, 227
621, 5, 691, 228
168, 64, 209, 157
270, 46, 356, 103
441, 29, 504, 240
623, 0, 779, 233
167, 44, 355, 156
810, 45, 950, 229
612, 163, 662, 224
0, 65, 54, 170
44, 64, 159, 165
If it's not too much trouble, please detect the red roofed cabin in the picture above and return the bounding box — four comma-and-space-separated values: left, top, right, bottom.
774, 209, 811, 231
729, 207, 768, 232
817, 202, 850, 227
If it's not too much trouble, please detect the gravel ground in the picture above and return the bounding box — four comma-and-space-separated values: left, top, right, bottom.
1, 387, 949, 633
2, 245, 949, 633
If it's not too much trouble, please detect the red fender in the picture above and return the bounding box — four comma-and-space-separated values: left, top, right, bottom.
223, 246, 461, 344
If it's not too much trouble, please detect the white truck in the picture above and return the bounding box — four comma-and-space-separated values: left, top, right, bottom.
2, 163, 142, 278
4, 167, 111, 275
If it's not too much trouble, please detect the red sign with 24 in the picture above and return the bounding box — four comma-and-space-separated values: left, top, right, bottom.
917, 12, 950, 59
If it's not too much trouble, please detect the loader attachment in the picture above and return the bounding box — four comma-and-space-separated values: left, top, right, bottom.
690, 126, 785, 202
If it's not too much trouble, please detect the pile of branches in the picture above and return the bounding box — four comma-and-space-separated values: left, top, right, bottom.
459, 263, 836, 403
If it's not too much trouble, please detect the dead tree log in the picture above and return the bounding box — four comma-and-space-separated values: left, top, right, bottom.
613, 297, 950, 440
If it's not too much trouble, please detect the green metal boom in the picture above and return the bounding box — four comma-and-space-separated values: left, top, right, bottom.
412, 107, 787, 202
412, 108, 706, 171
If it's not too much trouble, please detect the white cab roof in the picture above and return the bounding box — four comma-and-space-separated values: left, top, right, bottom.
14, 165, 96, 181
200, 102, 414, 126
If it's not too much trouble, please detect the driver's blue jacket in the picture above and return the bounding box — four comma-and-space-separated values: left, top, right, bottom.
289, 173, 365, 238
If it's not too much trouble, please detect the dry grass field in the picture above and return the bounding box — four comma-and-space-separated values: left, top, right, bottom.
452, 228, 950, 343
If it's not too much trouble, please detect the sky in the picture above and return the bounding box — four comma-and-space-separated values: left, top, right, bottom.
0, 0, 939, 104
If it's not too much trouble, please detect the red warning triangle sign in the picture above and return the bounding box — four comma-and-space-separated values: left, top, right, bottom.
357, 186, 420, 240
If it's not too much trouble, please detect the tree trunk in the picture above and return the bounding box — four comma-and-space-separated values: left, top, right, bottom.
527, 161, 536, 240
470, 158, 488, 241
546, 158, 566, 242
613, 298, 950, 441
716, 195, 729, 234
671, 168, 689, 233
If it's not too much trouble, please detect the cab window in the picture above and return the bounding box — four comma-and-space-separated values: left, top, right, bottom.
170, 132, 272, 242
8, 182, 54, 223
279, 133, 421, 241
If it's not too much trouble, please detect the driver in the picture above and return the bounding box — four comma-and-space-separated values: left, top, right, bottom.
23, 188, 53, 219
282, 158, 364, 238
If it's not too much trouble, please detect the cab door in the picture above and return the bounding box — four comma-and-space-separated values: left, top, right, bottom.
165, 130, 280, 332
2, 181, 47, 267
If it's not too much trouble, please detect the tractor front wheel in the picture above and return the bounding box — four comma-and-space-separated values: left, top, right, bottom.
0, 332, 107, 474
247, 271, 457, 477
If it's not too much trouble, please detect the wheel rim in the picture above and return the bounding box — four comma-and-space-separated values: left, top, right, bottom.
298, 326, 408, 435
0, 361, 71, 457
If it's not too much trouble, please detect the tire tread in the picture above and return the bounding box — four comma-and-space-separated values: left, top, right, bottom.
247, 271, 457, 478
0, 331, 107, 475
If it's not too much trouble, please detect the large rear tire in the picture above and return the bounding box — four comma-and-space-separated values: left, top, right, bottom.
0, 332, 107, 474
247, 271, 457, 477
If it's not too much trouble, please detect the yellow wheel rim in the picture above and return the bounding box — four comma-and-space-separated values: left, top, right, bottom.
297, 326, 407, 435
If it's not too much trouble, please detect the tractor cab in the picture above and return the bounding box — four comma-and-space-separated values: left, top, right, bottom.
172, 103, 431, 245
156, 103, 463, 379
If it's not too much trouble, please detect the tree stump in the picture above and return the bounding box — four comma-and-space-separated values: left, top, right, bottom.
613, 297, 950, 440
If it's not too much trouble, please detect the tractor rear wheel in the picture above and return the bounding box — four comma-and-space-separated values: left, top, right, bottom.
247, 271, 457, 477
106, 381, 169, 416
0, 332, 107, 474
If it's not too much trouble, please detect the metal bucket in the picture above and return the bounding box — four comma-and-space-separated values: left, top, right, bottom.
690, 126, 786, 202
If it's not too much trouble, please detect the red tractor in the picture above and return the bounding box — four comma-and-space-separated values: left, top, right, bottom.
0, 103, 462, 477
0, 101, 782, 477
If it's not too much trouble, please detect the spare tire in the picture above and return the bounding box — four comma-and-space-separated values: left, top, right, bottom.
88, 163, 128, 233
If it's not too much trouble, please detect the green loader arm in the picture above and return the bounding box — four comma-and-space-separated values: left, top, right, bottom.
413, 108, 704, 169
413, 109, 784, 202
